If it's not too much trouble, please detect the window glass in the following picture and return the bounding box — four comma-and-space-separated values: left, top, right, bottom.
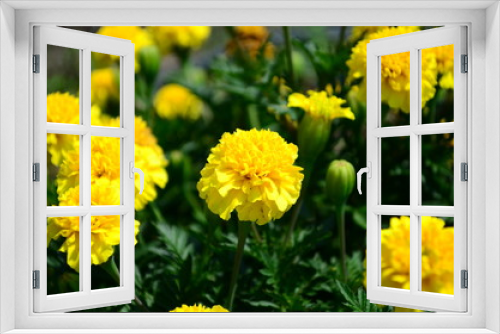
380, 51, 411, 127
47, 216, 81, 295
91, 51, 120, 127
47, 45, 80, 124
421, 45, 454, 124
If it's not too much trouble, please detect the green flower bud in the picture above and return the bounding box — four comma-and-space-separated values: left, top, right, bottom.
326, 159, 355, 206
298, 114, 331, 162
138, 45, 161, 83
169, 150, 184, 168
292, 50, 306, 79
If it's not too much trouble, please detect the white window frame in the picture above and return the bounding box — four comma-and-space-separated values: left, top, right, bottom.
0, 1, 499, 333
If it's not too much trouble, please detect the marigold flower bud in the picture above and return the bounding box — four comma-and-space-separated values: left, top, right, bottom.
138, 45, 161, 83
298, 114, 331, 161
288, 89, 354, 162
326, 159, 355, 206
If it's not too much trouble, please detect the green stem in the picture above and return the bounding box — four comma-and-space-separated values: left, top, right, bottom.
150, 201, 167, 223
336, 26, 347, 51
251, 222, 263, 243
335, 203, 348, 281
247, 104, 261, 130
283, 26, 295, 89
227, 221, 251, 310
284, 160, 313, 247
101, 258, 150, 312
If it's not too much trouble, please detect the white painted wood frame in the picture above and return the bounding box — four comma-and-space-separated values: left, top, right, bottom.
0, 2, 496, 333
365, 26, 467, 312
33, 26, 135, 312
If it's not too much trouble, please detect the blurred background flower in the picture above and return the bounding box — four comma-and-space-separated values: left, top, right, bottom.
226, 26, 275, 60
154, 84, 204, 121
147, 26, 211, 55
96, 26, 154, 72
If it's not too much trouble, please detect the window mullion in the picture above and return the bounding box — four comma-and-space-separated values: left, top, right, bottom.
81, 48, 92, 293
409, 47, 420, 294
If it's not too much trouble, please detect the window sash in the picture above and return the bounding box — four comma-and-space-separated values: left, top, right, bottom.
33, 25, 136, 313
365, 26, 467, 312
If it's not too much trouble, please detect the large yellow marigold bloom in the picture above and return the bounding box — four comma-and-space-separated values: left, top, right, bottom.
226, 26, 275, 60
287, 89, 355, 122
91, 68, 119, 108
346, 26, 438, 113
154, 84, 203, 121
197, 129, 304, 225
47, 92, 80, 165
47, 180, 140, 272
95, 26, 154, 72
381, 216, 454, 294
147, 26, 211, 55
169, 304, 229, 312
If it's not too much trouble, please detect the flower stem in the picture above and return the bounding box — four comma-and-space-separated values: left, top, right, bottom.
227, 221, 251, 310
335, 203, 348, 281
283, 26, 295, 89
150, 201, 167, 223
101, 257, 150, 312
247, 104, 261, 129
251, 223, 263, 243
284, 160, 312, 247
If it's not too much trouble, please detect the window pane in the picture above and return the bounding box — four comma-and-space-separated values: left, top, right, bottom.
381, 136, 410, 205
47, 216, 81, 295
47, 45, 80, 124
421, 45, 454, 124
420, 216, 454, 295
381, 51, 410, 127
380, 215, 410, 290
47, 134, 80, 206
421, 134, 454, 206
91, 52, 120, 127
91, 215, 121, 290
91, 136, 121, 205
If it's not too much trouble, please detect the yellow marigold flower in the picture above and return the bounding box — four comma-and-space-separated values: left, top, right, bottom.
287, 89, 355, 122
56, 115, 168, 211
47, 92, 79, 165
154, 84, 203, 121
135, 144, 169, 211
226, 26, 275, 60
47, 180, 140, 272
56, 146, 80, 197
91, 136, 121, 183
91, 68, 119, 108
423, 44, 454, 89
169, 304, 229, 312
197, 129, 304, 225
147, 26, 211, 55
346, 26, 438, 113
95, 26, 154, 72
381, 216, 454, 294
133, 117, 168, 211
